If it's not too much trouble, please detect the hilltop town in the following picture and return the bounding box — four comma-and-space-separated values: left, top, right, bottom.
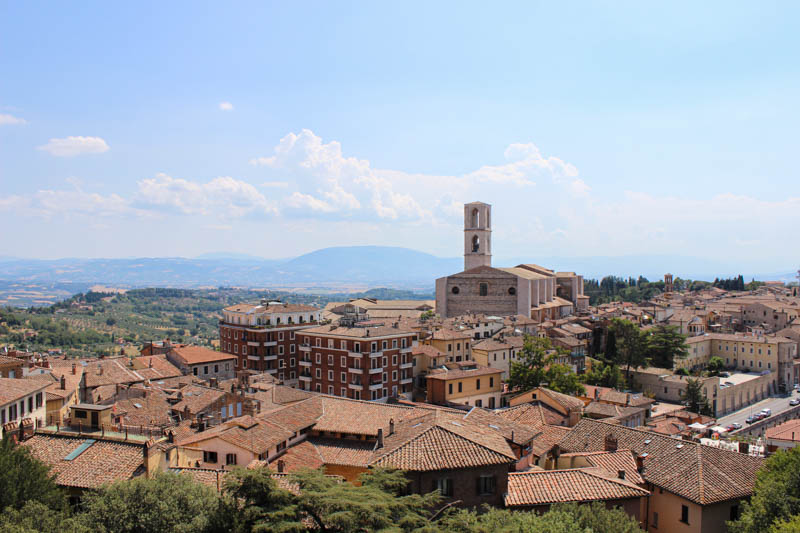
2, 201, 800, 532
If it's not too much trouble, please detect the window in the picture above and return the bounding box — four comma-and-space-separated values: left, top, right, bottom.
193, 367, 198, 376
328, 370, 333, 380
392, 339, 398, 349
451, 286, 460, 295
341, 388, 347, 397
225, 453, 237, 466
214, 364, 219, 373
341, 340, 347, 350
476, 379, 481, 390
278, 345, 284, 355
382, 372, 388, 383
680, 505, 689, 524
328, 354, 334, 365
354, 342, 361, 352
278, 332, 284, 341
392, 370, 397, 381
316, 369, 322, 378
290, 344, 296, 354
328, 385, 334, 395
382, 340, 388, 350
477, 475, 496, 495
508, 286, 516, 295
436, 478, 453, 497
290, 358, 295, 367
290, 331, 296, 340
489, 377, 494, 387
448, 383, 453, 395
204, 366, 209, 375
341, 372, 346, 383
328, 340, 334, 349
458, 382, 463, 393
316, 353, 322, 364
479, 283, 488, 296
371, 342, 378, 352
225, 363, 230, 371
204, 451, 218, 463
242, 345, 247, 355
234, 344, 238, 353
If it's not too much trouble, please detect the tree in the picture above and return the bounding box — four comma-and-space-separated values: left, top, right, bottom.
609, 319, 649, 384
292, 468, 440, 532
508, 336, 584, 395
212, 466, 303, 533
646, 324, 688, 368
432, 502, 644, 532
682, 378, 712, 416
0, 436, 66, 512
0, 501, 88, 533
729, 447, 800, 533
707, 356, 725, 376
582, 359, 623, 389
78, 472, 220, 533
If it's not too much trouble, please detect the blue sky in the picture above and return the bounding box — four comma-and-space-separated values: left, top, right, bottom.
1, 1, 798, 270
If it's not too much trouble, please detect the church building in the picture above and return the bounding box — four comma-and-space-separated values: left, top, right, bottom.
435, 202, 588, 320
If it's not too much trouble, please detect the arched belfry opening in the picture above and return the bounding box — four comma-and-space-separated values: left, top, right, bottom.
464, 202, 492, 270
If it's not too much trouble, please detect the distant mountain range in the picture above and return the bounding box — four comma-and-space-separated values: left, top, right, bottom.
0, 246, 795, 291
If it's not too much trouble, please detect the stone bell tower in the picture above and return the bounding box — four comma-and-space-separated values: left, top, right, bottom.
464, 202, 492, 270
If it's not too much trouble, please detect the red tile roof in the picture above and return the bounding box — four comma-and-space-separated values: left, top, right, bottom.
170, 346, 235, 365
505, 469, 648, 507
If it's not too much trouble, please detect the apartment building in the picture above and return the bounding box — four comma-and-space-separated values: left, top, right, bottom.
684, 333, 797, 389
426, 328, 472, 362
297, 323, 418, 401
0, 377, 48, 438
743, 302, 799, 332
472, 335, 525, 379
219, 301, 322, 376
167, 345, 236, 381
426, 362, 503, 408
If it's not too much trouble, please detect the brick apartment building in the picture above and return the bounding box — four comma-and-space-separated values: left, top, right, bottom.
297, 323, 418, 401
219, 301, 322, 379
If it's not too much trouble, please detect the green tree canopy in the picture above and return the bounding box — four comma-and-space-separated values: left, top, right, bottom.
609, 319, 649, 384
0, 501, 88, 533
78, 472, 220, 533
581, 359, 623, 389
646, 324, 688, 368
682, 378, 712, 416
508, 336, 585, 395
0, 436, 66, 512
730, 447, 800, 533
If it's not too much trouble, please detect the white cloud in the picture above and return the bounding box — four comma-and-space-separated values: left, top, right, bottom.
135, 173, 277, 217
0, 113, 26, 125
37, 136, 110, 157
219, 101, 234, 111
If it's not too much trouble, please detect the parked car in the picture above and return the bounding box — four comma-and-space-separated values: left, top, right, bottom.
790, 399, 800, 406
730, 422, 742, 430
761, 408, 772, 416
746, 416, 756, 424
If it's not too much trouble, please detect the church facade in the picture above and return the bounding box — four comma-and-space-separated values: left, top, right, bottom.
435, 202, 588, 320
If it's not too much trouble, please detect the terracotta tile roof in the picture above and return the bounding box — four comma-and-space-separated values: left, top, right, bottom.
131, 355, 183, 380
512, 387, 584, 411
558, 418, 763, 505
271, 440, 325, 472
170, 346, 235, 365
309, 438, 375, 467
459, 407, 537, 445
505, 469, 649, 507
370, 411, 516, 471
224, 302, 318, 314
312, 397, 421, 437
82, 357, 145, 389
0, 377, 48, 406
431, 328, 472, 341
530, 425, 572, 457
584, 402, 647, 419
113, 392, 174, 428
172, 385, 226, 416
497, 403, 547, 430
411, 344, 444, 358
472, 336, 526, 352
559, 449, 645, 485
171, 467, 229, 492
178, 415, 293, 455
21, 434, 145, 489
426, 365, 503, 381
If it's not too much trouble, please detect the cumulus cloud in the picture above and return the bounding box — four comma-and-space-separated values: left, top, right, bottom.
0, 113, 26, 125
219, 101, 234, 111
37, 136, 110, 157
135, 173, 276, 217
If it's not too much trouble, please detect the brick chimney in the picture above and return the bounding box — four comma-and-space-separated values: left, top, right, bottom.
60, 375, 66, 390
604, 433, 618, 452
389, 418, 395, 436
20, 418, 34, 441
377, 428, 384, 448
72, 363, 77, 375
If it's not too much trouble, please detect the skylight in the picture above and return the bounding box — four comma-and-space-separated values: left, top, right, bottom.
64, 439, 96, 461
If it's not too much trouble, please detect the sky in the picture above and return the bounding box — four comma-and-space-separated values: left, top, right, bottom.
1, 1, 799, 271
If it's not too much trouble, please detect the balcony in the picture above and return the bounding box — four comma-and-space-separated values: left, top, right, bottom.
299, 375, 312, 382
369, 381, 383, 391
368, 367, 382, 375
264, 354, 277, 361
369, 351, 383, 358
299, 359, 312, 367
348, 351, 364, 358
299, 345, 311, 352
400, 362, 413, 369
247, 355, 260, 361
348, 367, 363, 374
348, 382, 364, 390
400, 377, 413, 385
248, 341, 261, 347
263, 341, 277, 347
399, 346, 412, 354
266, 368, 277, 374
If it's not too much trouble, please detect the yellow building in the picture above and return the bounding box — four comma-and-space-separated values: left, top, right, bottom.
426, 362, 503, 409
426, 328, 472, 362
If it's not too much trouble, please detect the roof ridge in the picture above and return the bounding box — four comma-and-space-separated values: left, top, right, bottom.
696, 442, 705, 504
434, 421, 516, 460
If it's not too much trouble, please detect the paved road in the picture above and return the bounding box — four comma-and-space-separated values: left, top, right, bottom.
717, 391, 800, 428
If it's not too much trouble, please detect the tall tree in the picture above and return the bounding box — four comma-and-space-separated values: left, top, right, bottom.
646, 324, 688, 368
729, 447, 800, 533
0, 436, 66, 512
682, 378, 712, 415
78, 472, 220, 533
609, 319, 649, 384
582, 359, 623, 389
508, 336, 584, 395
0, 501, 88, 533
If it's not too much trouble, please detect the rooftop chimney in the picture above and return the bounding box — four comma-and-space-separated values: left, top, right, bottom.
97, 364, 103, 376
72, 363, 77, 375
377, 428, 384, 448
60, 375, 66, 390
635, 454, 645, 473
389, 418, 395, 436
604, 433, 618, 452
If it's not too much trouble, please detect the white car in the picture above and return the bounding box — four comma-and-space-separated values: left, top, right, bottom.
760, 408, 772, 417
